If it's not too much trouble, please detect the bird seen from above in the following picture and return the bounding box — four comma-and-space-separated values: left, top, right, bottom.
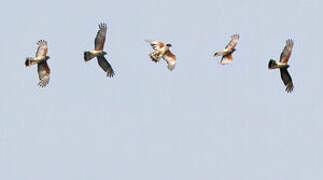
214, 34, 240, 65
268, 39, 294, 93
145, 40, 176, 71
25, 40, 51, 88
84, 22, 114, 77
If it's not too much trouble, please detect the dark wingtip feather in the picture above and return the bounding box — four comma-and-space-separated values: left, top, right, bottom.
285, 84, 294, 93
107, 70, 115, 78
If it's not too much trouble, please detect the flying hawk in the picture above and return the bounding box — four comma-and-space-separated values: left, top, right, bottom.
214, 34, 239, 65
145, 40, 176, 71
84, 22, 114, 77
268, 39, 294, 93
25, 40, 50, 88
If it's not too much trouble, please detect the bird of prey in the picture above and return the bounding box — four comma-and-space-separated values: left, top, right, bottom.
214, 34, 240, 65
25, 40, 50, 88
84, 22, 114, 77
145, 40, 176, 71
268, 39, 294, 93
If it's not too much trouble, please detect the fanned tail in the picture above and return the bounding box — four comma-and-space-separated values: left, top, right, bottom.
84, 51, 96, 62
25, 57, 37, 67
167, 60, 176, 71
268, 59, 278, 69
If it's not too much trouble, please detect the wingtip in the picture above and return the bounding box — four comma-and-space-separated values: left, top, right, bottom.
231, 34, 240, 39
37, 40, 47, 45
38, 80, 49, 88
99, 22, 107, 29
285, 84, 294, 93
286, 39, 294, 46
107, 71, 115, 78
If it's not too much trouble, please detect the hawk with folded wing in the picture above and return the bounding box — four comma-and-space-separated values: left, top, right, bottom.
25, 40, 50, 87
214, 34, 239, 65
145, 40, 176, 71
268, 39, 294, 93
84, 22, 114, 77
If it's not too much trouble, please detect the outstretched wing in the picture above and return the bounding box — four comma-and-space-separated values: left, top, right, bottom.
224, 34, 239, 52
97, 55, 114, 77
145, 40, 165, 51
163, 50, 176, 71
35, 40, 48, 58
220, 53, 233, 65
95, 23, 107, 50
37, 61, 50, 87
279, 39, 294, 64
280, 68, 294, 93
214, 34, 239, 57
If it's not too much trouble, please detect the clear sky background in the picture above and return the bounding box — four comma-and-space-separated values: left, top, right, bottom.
0, 0, 322, 179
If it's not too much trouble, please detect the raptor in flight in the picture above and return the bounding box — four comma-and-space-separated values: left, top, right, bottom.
145, 40, 176, 71
84, 22, 114, 77
268, 39, 294, 93
214, 34, 239, 65
25, 40, 50, 87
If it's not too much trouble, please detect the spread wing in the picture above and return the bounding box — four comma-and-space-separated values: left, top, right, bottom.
97, 55, 114, 78
224, 34, 239, 52
95, 23, 107, 50
37, 61, 50, 87
280, 68, 294, 93
220, 54, 233, 65
163, 50, 176, 71
279, 39, 294, 64
35, 40, 48, 58
145, 40, 165, 51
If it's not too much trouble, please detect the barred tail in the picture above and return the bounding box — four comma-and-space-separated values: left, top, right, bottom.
84, 51, 96, 62
25, 57, 36, 67
268, 59, 278, 69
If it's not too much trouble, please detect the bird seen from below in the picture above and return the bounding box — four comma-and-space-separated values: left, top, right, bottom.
214, 34, 239, 65
268, 39, 294, 93
84, 22, 114, 77
25, 40, 51, 88
145, 40, 176, 71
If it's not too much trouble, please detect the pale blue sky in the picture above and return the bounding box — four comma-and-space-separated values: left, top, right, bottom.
0, 0, 322, 179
